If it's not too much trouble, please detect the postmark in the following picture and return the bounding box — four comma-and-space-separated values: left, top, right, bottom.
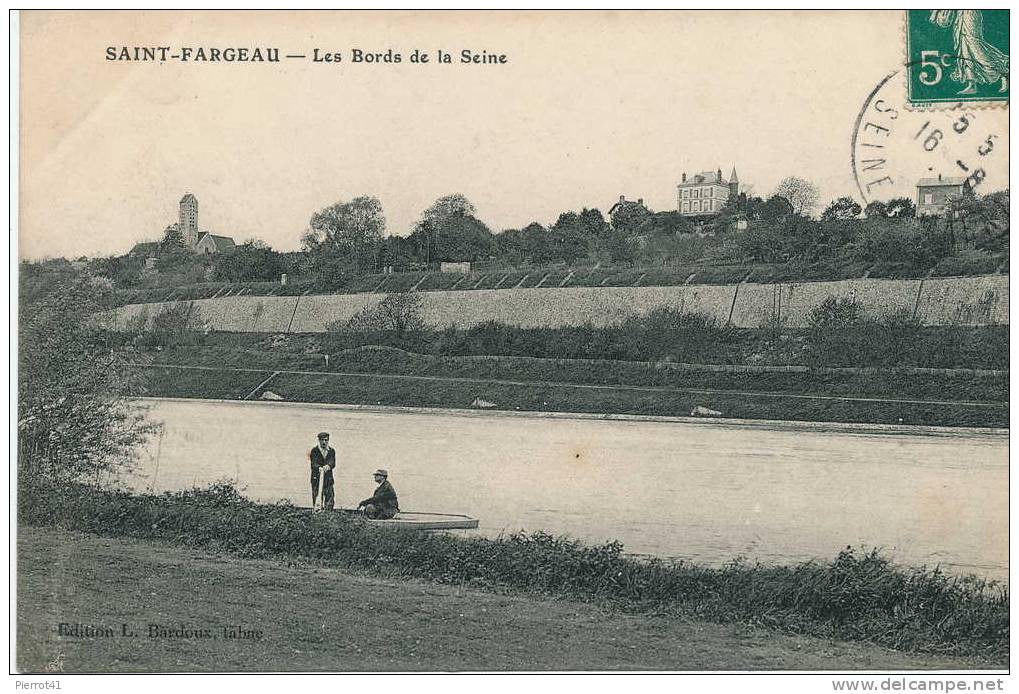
904, 10, 1009, 109
851, 69, 1008, 206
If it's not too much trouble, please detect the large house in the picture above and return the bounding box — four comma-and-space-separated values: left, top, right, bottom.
916, 175, 966, 216
131, 193, 236, 257
677, 167, 740, 217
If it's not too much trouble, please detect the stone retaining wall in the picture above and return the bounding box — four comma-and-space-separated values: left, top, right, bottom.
109, 275, 1009, 332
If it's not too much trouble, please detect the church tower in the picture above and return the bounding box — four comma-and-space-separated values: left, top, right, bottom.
728, 167, 740, 201
179, 193, 199, 247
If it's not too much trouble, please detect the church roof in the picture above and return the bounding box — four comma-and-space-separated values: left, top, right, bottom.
180, 193, 197, 204
195, 232, 236, 250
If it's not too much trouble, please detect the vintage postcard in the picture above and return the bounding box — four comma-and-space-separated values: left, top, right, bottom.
13, 9, 1009, 682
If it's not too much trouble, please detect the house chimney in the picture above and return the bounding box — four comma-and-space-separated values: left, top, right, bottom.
638, 198, 643, 206
682, 173, 687, 183
938, 173, 943, 181
619, 195, 625, 203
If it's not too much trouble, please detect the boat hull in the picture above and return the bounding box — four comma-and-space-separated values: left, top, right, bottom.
305, 507, 479, 530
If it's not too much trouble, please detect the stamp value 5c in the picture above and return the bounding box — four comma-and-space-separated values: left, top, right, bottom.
905, 10, 1009, 107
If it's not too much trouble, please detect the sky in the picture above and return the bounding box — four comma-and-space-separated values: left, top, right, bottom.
18, 10, 1010, 259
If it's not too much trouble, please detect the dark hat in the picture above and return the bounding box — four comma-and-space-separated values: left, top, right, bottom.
318, 432, 330, 440
374, 469, 388, 478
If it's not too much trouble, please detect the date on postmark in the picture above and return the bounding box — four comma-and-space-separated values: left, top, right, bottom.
905, 10, 1009, 108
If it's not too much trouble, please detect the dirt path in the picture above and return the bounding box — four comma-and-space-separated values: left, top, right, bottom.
15, 527, 996, 672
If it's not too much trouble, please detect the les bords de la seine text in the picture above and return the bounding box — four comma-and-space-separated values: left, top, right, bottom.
106, 45, 508, 65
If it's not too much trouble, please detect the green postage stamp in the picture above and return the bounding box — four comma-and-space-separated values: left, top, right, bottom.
905, 9, 1009, 107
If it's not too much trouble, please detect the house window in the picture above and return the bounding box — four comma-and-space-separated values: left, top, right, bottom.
682, 202, 689, 212
924, 193, 933, 205
692, 201, 700, 212
682, 189, 689, 198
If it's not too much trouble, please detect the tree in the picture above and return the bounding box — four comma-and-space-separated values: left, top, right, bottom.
212, 240, 284, 282
610, 201, 651, 235
736, 222, 786, 263
821, 196, 862, 221
18, 264, 156, 487
89, 254, 145, 288
429, 214, 495, 262
885, 197, 916, 219
578, 208, 609, 235
647, 211, 694, 236
757, 195, 794, 222
598, 230, 638, 266
421, 193, 475, 224
864, 201, 888, 218
950, 190, 1010, 251
160, 225, 186, 252
304, 196, 386, 274
377, 235, 420, 271
865, 197, 915, 220
519, 222, 553, 265
548, 212, 595, 263
773, 177, 820, 217
411, 194, 494, 263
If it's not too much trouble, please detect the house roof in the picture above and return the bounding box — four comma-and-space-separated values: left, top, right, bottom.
608, 196, 649, 216
195, 232, 236, 250
679, 170, 728, 186
916, 176, 966, 187
129, 241, 160, 256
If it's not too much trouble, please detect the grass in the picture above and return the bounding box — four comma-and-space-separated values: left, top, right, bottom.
18, 481, 1010, 663
132, 342, 1009, 428
18, 527, 993, 672
149, 316, 1009, 371
156, 340, 1008, 399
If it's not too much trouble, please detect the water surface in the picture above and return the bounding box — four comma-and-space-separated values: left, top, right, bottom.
128, 398, 1009, 579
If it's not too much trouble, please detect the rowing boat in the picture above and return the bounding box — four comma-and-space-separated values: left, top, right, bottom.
304, 507, 479, 530
343, 510, 479, 530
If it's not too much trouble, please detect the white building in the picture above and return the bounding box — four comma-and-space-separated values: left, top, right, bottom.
677, 167, 740, 217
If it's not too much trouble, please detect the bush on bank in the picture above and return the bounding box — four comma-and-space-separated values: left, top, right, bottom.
312, 307, 1009, 370
19, 481, 1008, 661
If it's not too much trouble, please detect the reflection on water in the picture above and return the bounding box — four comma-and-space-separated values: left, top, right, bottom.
127, 398, 1009, 579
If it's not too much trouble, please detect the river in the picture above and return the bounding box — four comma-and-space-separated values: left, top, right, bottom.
127, 398, 1009, 579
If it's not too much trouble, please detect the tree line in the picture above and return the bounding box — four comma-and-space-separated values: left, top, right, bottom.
90, 177, 1009, 289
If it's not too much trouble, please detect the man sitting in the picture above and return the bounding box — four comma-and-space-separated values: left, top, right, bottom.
358, 469, 400, 520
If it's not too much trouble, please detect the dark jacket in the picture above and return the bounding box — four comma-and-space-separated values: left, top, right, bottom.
309, 446, 336, 487
360, 480, 399, 512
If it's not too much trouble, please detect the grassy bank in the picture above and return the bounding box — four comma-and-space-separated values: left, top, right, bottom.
134, 312, 1010, 371
19, 482, 1009, 663
133, 343, 1009, 428
18, 527, 996, 672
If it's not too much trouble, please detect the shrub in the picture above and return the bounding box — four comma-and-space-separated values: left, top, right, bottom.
333, 292, 425, 335
805, 296, 863, 364
134, 301, 207, 349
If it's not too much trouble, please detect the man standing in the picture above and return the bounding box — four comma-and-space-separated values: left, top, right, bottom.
309, 432, 336, 511
358, 469, 399, 519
